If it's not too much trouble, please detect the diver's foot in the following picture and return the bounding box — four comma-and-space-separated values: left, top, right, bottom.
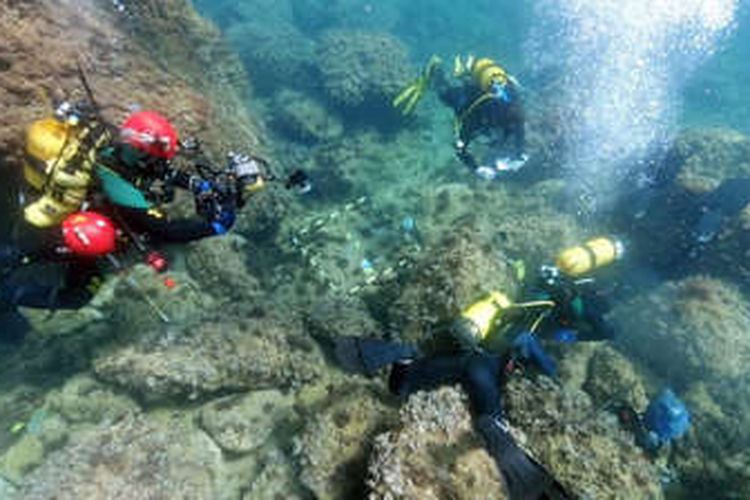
475, 166, 498, 181
495, 154, 529, 173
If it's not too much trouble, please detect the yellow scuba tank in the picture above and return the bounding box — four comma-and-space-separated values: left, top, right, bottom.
471, 58, 509, 93
460, 291, 513, 341
555, 237, 624, 277
22, 116, 110, 228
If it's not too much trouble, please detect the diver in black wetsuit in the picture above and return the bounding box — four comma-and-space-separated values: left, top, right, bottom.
330, 237, 625, 499
394, 55, 527, 180
0, 111, 253, 337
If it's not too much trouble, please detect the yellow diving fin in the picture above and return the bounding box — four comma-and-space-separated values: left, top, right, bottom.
453, 54, 475, 77
393, 55, 442, 115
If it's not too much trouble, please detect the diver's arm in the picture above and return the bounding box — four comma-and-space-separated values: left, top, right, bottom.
115, 206, 217, 244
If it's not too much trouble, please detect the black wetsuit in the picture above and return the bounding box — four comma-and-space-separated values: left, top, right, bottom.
0, 153, 220, 313
434, 69, 526, 173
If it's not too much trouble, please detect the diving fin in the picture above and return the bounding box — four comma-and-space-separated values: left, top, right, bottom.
334, 336, 418, 375
476, 415, 571, 500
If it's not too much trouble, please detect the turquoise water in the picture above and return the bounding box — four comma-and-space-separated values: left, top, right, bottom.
2, 0, 750, 498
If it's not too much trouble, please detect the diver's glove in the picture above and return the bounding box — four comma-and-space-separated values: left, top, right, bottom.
393, 55, 442, 116
211, 208, 236, 235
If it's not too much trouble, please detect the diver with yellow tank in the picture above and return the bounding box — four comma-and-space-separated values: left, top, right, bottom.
329, 236, 624, 500
1, 70, 310, 340
393, 55, 527, 180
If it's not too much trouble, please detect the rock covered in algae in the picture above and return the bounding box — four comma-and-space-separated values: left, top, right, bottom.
272, 88, 344, 143
316, 30, 412, 110
293, 384, 398, 499
44, 374, 139, 425
671, 128, 750, 194
583, 345, 651, 411
306, 295, 384, 341
16, 414, 222, 499
0, 0, 260, 166
184, 233, 262, 304
367, 387, 506, 499
199, 389, 295, 454
0, 410, 68, 482
613, 276, 750, 387
388, 223, 519, 344
108, 264, 215, 339
93, 316, 324, 403
226, 20, 315, 94
670, 377, 750, 498
504, 377, 663, 498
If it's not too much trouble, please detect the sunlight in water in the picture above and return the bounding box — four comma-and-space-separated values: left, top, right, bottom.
527, 0, 738, 201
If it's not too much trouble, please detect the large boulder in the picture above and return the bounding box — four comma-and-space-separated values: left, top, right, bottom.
367, 387, 506, 499
292, 383, 397, 499
613, 276, 750, 388
388, 222, 519, 344
504, 377, 663, 498
94, 316, 324, 403
316, 30, 412, 112
15, 414, 223, 499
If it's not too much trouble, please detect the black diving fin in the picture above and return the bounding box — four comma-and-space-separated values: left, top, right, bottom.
334, 336, 419, 376
476, 414, 571, 500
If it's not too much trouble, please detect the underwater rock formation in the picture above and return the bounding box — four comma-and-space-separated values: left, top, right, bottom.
674, 378, 750, 497
293, 383, 397, 499
271, 88, 344, 143
185, 234, 263, 305
504, 377, 663, 498
0, 0, 259, 164
16, 414, 222, 499
583, 345, 651, 411
672, 128, 750, 194
199, 390, 295, 455
94, 316, 324, 403
45, 374, 139, 426
316, 30, 412, 111
367, 387, 506, 499
305, 295, 384, 341
621, 128, 750, 286
226, 20, 315, 95
614, 276, 750, 388
388, 222, 519, 344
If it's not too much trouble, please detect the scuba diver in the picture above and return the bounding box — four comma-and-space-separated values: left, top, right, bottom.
331, 237, 623, 499
394, 55, 527, 180
1, 73, 309, 339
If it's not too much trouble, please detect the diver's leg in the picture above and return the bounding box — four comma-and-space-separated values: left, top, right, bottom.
333, 336, 419, 375
462, 354, 570, 500
0, 263, 98, 310
388, 355, 468, 397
